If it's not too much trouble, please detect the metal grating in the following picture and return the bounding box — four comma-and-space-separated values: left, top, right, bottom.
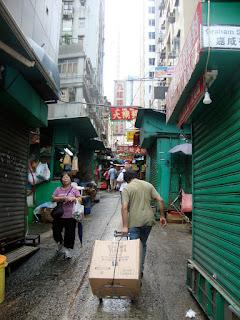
192, 97, 240, 305
0, 113, 29, 249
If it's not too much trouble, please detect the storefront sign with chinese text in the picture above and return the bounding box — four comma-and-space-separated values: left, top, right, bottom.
117, 146, 146, 155
110, 107, 138, 121
177, 77, 204, 127
166, 2, 202, 122
202, 25, 240, 49
114, 80, 126, 107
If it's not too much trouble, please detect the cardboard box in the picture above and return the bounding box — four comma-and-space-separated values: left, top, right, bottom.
89, 239, 142, 298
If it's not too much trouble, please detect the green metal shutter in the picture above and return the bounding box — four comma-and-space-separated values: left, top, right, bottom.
192, 97, 240, 304
149, 141, 158, 190
0, 112, 28, 250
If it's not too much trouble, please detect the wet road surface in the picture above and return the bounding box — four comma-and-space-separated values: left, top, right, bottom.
0, 192, 206, 320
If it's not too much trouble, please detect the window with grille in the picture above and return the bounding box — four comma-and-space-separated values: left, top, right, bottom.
149, 58, 155, 65
148, 7, 155, 14
149, 45, 156, 52
149, 32, 155, 39
58, 59, 78, 75
149, 19, 155, 26
149, 71, 154, 78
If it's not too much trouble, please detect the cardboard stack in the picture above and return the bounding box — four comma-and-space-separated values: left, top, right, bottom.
89, 239, 142, 298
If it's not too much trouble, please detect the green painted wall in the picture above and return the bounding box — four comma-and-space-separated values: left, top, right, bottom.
1, 66, 48, 127
202, 1, 240, 25
147, 136, 192, 211
53, 125, 75, 146
35, 180, 61, 206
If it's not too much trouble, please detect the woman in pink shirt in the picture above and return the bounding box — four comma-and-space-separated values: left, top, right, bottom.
52, 172, 80, 259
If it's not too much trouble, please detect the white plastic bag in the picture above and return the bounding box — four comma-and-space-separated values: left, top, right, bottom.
72, 202, 84, 222
28, 171, 43, 185
33, 202, 56, 221
36, 162, 50, 181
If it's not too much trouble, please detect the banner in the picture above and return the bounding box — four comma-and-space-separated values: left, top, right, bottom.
110, 107, 138, 121
117, 146, 146, 155
155, 66, 174, 78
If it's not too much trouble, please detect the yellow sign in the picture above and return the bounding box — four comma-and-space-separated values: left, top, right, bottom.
126, 131, 136, 142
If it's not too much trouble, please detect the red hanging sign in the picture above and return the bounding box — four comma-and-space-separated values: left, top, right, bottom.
110, 107, 138, 121
117, 146, 146, 155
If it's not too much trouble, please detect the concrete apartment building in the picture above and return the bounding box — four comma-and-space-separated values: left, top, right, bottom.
155, 0, 199, 110
140, 0, 199, 111
2, 0, 62, 63
140, 0, 158, 109
48, 0, 108, 145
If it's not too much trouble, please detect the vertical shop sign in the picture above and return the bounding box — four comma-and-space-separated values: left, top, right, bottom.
166, 1, 202, 122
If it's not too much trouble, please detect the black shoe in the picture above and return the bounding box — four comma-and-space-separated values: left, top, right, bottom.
141, 272, 143, 279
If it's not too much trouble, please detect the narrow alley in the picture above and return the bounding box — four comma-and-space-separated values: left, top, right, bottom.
1, 192, 205, 320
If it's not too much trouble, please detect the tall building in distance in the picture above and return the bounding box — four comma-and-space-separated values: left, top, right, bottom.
153, 0, 199, 111
49, 0, 108, 145
140, 0, 157, 109
140, 0, 199, 111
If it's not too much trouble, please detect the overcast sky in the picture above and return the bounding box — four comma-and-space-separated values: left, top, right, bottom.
103, 0, 143, 103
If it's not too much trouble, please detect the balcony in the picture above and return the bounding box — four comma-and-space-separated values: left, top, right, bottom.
48, 102, 88, 120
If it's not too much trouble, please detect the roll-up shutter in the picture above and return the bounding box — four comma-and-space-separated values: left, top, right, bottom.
149, 141, 158, 190
0, 113, 29, 249
192, 98, 240, 303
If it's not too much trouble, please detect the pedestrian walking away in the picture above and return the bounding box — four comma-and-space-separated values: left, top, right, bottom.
121, 169, 167, 276
108, 165, 117, 191
52, 172, 80, 259
117, 161, 131, 201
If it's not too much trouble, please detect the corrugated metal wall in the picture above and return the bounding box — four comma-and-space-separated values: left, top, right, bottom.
192, 98, 240, 303
0, 113, 29, 249
149, 141, 158, 190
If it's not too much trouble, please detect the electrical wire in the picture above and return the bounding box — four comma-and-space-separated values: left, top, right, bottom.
58, 98, 140, 108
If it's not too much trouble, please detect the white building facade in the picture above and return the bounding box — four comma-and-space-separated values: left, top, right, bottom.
49, 0, 108, 144
140, 0, 158, 108
2, 0, 62, 63
153, 0, 199, 111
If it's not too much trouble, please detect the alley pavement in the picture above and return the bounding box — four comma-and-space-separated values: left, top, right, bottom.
0, 192, 206, 320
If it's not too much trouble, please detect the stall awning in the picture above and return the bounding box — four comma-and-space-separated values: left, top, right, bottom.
0, 0, 60, 101
89, 139, 106, 151
49, 117, 98, 140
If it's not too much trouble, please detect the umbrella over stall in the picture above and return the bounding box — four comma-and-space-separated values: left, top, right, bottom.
168, 143, 192, 155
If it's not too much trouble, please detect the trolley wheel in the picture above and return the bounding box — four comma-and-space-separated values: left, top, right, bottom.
99, 298, 103, 304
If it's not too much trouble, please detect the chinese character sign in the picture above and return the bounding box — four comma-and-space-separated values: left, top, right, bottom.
202, 26, 240, 49
117, 146, 146, 155
114, 80, 126, 107
110, 107, 138, 121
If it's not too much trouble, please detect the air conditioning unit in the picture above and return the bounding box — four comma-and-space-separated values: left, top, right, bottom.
80, 0, 86, 6
168, 12, 175, 24
168, 50, 176, 59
